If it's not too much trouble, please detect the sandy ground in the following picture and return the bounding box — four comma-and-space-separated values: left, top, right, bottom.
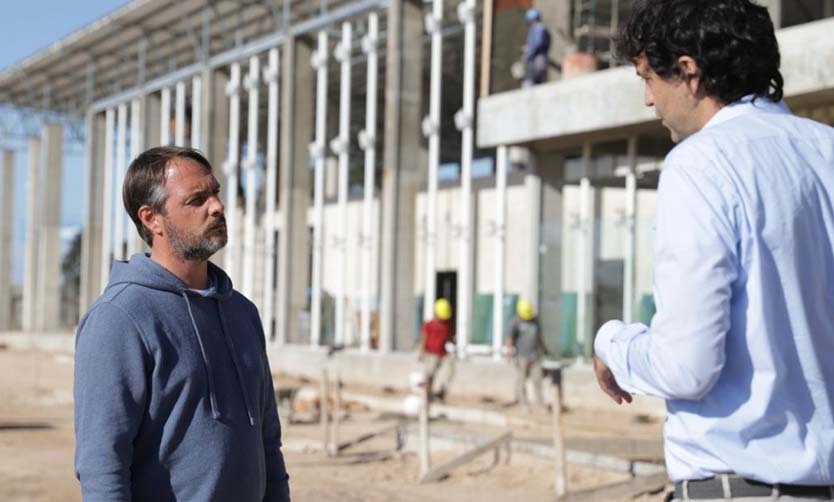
0, 348, 668, 501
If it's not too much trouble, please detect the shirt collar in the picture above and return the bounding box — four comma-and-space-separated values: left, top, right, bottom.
703, 94, 791, 131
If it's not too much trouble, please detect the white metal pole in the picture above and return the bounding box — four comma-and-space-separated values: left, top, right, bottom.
332, 22, 352, 347
311, 31, 329, 348
493, 145, 507, 360
455, 0, 477, 357
191, 76, 202, 150
100, 108, 116, 292
128, 98, 144, 257
422, 0, 444, 322
175, 81, 186, 147
576, 143, 592, 360
243, 55, 261, 300
160, 87, 171, 145
224, 63, 242, 282
114, 103, 128, 262
623, 136, 638, 324
359, 13, 379, 352
263, 48, 281, 344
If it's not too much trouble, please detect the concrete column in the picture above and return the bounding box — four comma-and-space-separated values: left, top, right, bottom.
35, 124, 63, 331
22, 137, 41, 332
380, 0, 425, 352
201, 67, 230, 268
623, 137, 638, 324
277, 35, 315, 345
80, 112, 106, 314
536, 151, 564, 355
145, 93, 162, 149
0, 150, 14, 330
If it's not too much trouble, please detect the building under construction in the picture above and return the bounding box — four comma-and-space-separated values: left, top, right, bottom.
1, 0, 833, 403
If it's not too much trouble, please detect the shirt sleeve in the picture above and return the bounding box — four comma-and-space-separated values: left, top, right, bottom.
524, 25, 543, 61
74, 302, 151, 502
594, 164, 739, 400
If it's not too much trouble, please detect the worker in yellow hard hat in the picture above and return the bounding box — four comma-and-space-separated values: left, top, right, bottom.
418, 298, 456, 402
506, 298, 549, 409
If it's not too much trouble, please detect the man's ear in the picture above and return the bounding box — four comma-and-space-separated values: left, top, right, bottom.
137, 205, 163, 240
677, 55, 702, 94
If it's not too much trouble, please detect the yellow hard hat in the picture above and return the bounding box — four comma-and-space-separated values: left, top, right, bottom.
434, 298, 452, 321
517, 299, 535, 321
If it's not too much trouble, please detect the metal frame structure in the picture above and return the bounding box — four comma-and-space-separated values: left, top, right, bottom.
310, 30, 330, 349
243, 55, 261, 299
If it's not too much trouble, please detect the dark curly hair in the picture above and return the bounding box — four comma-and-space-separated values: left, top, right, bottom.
615, 0, 783, 103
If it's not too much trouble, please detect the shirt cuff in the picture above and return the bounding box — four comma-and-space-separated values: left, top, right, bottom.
593, 319, 626, 364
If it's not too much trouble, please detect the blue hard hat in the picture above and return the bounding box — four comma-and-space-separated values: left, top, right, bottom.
525, 8, 541, 23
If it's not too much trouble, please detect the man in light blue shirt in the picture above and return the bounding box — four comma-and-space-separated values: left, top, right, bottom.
593, 1, 834, 500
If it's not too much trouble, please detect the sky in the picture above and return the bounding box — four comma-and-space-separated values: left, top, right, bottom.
1, 1, 127, 285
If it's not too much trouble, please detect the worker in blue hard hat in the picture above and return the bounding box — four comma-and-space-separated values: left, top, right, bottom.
521, 8, 552, 87
418, 298, 456, 402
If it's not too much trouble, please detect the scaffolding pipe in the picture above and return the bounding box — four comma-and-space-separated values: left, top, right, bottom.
359, 12, 379, 352
623, 136, 638, 324
160, 87, 171, 145
114, 103, 128, 262
99, 108, 116, 292
224, 63, 242, 282
455, 0, 476, 357
493, 145, 507, 360
311, 31, 329, 348
175, 81, 186, 146
128, 98, 144, 256
422, 0, 443, 322
263, 48, 281, 343
243, 55, 261, 300
191, 76, 202, 150
332, 21, 353, 347
576, 143, 593, 361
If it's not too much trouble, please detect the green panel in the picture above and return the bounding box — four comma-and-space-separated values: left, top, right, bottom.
561, 292, 578, 357
636, 294, 656, 325
469, 294, 520, 346
321, 293, 335, 346
471, 293, 493, 345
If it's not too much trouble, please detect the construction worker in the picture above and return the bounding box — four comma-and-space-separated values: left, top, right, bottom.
418, 298, 456, 402
521, 8, 551, 87
507, 299, 548, 409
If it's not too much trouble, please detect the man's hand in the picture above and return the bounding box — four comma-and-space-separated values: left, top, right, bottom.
593, 356, 633, 404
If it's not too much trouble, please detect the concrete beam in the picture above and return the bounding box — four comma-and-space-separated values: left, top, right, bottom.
36, 124, 63, 331
80, 113, 106, 315
277, 35, 315, 345
477, 17, 834, 149
22, 137, 41, 332
380, 0, 425, 352
0, 150, 13, 330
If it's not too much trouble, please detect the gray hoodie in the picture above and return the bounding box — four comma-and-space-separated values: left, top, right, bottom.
74, 253, 290, 502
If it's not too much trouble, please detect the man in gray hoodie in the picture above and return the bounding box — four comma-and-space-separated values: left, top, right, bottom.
74, 146, 290, 501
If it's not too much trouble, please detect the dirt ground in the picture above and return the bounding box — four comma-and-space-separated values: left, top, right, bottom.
0, 348, 668, 501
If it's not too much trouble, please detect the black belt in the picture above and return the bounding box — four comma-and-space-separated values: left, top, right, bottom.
674, 475, 834, 500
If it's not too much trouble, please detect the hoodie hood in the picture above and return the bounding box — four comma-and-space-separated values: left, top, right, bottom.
108, 253, 234, 301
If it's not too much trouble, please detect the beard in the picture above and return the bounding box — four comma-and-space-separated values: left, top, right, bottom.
163, 215, 228, 262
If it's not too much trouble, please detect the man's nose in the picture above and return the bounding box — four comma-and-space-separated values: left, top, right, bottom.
644, 84, 654, 107
209, 196, 225, 216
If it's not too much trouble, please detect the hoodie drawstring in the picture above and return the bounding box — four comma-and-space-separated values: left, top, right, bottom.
181, 292, 222, 420
217, 302, 257, 427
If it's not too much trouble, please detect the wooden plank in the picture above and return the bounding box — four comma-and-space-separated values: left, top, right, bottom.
336, 422, 401, 453
419, 431, 513, 483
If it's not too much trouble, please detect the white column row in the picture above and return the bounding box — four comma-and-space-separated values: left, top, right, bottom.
456, 0, 477, 357
332, 22, 353, 347
310, 30, 329, 348
359, 13, 380, 352
422, 0, 444, 323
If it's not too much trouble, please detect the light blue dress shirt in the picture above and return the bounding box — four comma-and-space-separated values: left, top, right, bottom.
594, 96, 834, 484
